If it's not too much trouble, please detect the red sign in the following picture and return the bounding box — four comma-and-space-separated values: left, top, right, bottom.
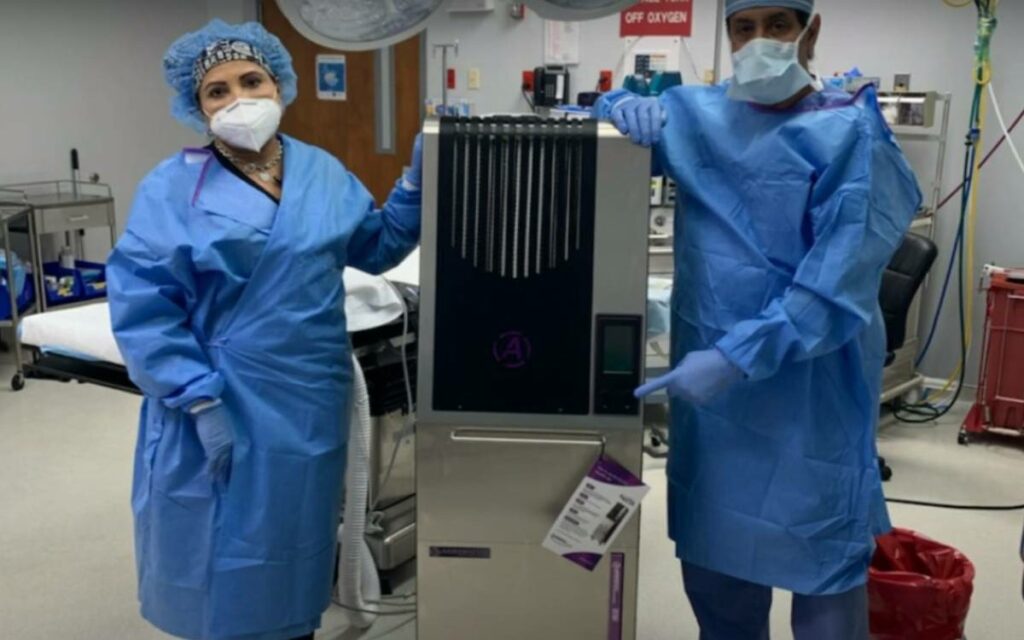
620, 0, 693, 37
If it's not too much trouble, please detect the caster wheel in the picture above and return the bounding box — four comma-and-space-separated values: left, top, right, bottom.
11, 373, 25, 391
957, 431, 970, 446
878, 457, 892, 482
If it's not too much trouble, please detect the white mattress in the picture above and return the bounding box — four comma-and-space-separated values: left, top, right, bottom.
19, 301, 123, 364
18, 259, 424, 367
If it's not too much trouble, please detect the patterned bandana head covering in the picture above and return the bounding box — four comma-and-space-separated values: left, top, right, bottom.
192, 39, 276, 92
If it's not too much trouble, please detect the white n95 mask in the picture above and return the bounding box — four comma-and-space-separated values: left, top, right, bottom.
208, 98, 282, 151
727, 20, 817, 106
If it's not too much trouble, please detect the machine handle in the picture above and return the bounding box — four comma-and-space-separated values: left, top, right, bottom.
450, 428, 606, 448
66, 215, 90, 223
383, 523, 416, 545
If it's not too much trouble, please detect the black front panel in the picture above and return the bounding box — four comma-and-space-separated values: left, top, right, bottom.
594, 315, 643, 416
433, 117, 598, 415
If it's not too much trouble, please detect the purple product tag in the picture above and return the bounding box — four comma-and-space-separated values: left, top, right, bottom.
588, 455, 644, 487
563, 552, 602, 571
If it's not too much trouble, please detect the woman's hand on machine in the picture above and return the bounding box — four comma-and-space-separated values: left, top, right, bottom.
403, 133, 423, 191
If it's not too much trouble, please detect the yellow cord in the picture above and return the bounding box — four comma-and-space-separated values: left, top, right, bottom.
922, 0, 1000, 406
928, 58, 991, 402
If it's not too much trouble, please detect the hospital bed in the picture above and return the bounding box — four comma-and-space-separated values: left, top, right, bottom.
17, 246, 672, 395
17, 265, 420, 393
19, 302, 136, 393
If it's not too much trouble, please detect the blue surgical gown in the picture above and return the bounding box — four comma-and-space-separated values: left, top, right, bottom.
606, 85, 922, 595
108, 135, 420, 639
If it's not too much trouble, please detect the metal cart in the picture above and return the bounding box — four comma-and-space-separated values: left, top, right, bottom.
0, 202, 42, 391
0, 181, 117, 313
0, 181, 116, 390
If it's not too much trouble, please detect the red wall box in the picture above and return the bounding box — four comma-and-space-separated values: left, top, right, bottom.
962, 269, 1024, 439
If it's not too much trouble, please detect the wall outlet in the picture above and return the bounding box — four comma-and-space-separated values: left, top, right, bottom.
522, 69, 535, 92
468, 67, 481, 90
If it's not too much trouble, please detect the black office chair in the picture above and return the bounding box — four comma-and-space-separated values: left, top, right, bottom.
877, 232, 939, 481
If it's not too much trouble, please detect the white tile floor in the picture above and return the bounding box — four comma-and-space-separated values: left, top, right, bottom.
1, 357, 1023, 639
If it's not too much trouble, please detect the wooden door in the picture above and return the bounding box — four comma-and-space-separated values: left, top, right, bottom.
261, 0, 422, 202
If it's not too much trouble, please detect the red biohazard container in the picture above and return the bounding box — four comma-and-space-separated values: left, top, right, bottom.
961, 268, 1024, 442
868, 528, 975, 640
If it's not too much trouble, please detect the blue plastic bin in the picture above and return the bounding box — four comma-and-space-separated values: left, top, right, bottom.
77, 260, 108, 300
42, 262, 84, 307
0, 276, 36, 321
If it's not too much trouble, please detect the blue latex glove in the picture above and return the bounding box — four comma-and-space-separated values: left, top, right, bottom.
610, 96, 666, 148
193, 403, 233, 482
404, 133, 423, 190
635, 349, 744, 406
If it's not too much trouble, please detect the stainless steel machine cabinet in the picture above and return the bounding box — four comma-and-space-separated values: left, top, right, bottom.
417, 117, 651, 640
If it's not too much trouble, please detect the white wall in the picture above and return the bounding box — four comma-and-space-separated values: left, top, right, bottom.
426, 0, 1024, 385
0, 0, 255, 261
425, 1, 724, 115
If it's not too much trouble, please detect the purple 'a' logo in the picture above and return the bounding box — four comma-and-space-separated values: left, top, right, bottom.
493, 331, 533, 369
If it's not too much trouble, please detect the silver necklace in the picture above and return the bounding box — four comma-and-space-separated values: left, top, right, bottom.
214, 139, 283, 183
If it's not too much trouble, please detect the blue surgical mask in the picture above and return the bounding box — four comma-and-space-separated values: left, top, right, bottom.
727, 19, 817, 105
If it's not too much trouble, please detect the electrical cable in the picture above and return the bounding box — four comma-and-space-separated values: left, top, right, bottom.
898, 1, 998, 419
522, 89, 536, 113
914, 223, 963, 367
332, 599, 416, 616
367, 592, 416, 603
916, 101, 1023, 371
362, 614, 416, 639
371, 281, 415, 511
933, 104, 1024, 213
943, 7, 998, 388
370, 591, 417, 600
895, 84, 981, 422
887, 497, 1024, 511
987, 83, 1024, 178
894, 172, 969, 422
914, 1, 1009, 374
914, 139, 971, 369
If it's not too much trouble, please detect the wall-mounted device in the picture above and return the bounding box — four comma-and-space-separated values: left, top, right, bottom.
534, 65, 571, 107
878, 92, 938, 128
